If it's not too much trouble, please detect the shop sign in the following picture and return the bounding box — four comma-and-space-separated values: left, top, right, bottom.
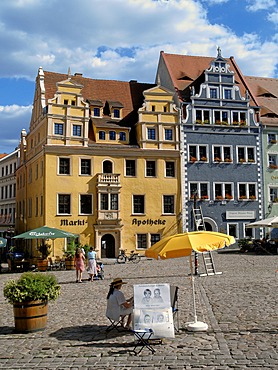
226, 211, 256, 220
132, 218, 166, 226
60, 219, 87, 226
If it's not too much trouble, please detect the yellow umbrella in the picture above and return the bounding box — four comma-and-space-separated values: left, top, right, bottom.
145, 231, 235, 331
145, 231, 235, 260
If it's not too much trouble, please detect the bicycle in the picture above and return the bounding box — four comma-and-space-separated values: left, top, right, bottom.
117, 249, 141, 264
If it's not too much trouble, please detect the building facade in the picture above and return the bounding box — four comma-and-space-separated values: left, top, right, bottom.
156, 49, 263, 240
0, 149, 19, 248
15, 69, 182, 260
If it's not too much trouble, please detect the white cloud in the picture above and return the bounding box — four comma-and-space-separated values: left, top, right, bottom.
246, 0, 276, 12
0, 0, 278, 153
0, 105, 32, 153
268, 11, 278, 24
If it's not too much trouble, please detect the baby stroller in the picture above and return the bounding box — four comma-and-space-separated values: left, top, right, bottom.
94, 261, 104, 280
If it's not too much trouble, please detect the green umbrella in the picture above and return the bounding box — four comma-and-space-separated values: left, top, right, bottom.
13, 226, 76, 239
0, 237, 7, 247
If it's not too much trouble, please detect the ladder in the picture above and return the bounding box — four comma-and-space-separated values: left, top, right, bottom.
192, 205, 222, 276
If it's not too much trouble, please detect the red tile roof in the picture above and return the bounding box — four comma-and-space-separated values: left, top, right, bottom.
245, 76, 278, 125
159, 52, 259, 107
41, 71, 154, 118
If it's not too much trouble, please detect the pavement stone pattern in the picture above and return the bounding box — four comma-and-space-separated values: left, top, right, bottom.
0, 251, 277, 369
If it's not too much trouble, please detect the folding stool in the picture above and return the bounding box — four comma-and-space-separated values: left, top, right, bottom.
105, 317, 122, 333
131, 328, 155, 355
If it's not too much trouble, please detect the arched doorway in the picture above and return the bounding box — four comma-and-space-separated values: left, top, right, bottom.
203, 218, 218, 232
101, 234, 115, 258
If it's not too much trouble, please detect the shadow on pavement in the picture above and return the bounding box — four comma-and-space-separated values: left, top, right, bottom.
49, 324, 131, 342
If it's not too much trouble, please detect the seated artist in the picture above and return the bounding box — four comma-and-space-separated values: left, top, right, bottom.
106, 277, 134, 330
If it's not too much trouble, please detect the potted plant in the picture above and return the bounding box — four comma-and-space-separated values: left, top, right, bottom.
64, 239, 77, 270
37, 243, 52, 271
3, 272, 61, 333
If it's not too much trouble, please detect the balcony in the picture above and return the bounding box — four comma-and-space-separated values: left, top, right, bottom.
98, 173, 121, 185
97, 210, 122, 226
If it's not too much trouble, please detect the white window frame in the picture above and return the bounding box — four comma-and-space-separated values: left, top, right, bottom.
162, 195, 175, 215
213, 182, 234, 200
227, 223, 239, 239
57, 194, 71, 215
236, 146, 256, 163
212, 145, 232, 162
189, 182, 210, 200
268, 154, 278, 169
188, 144, 208, 162
79, 158, 91, 176
244, 223, 255, 238
269, 186, 278, 203
237, 183, 257, 200
79, 194, 93, 215
268, 133, 277, 144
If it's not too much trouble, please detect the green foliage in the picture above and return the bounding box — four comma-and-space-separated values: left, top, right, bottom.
38, 243, 52, 259
3, 272, 61, 304
64, 239, 77, 259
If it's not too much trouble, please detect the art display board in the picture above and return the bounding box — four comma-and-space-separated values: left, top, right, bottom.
133, 283, 175, 339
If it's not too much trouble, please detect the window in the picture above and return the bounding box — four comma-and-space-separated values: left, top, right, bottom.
210, 88, 217, 98
103, 160, 113, 173
151, 234, 160, 246
28, 198, 32, 218
137, 234, 147, 249
164, 129, 173, 141
165, 161, 175, 177
58, 194, 71, 214
214, 183, 233, 200
93, 107, 100, 117
119, 132, 126, 141
268, 154, 278, 168
244, 224, 255, 239
224, 89, 232, 99
189, 145, 208, 162
146, 161, 156, 177
269, 187, 278, 203
151, 105, 155, 112
195, 110, 210, 124
109, 131, 116, 140
114, 109, 120, 118
100, 193, 118, 210
213, 145, 232, 162
54, 123, 63, 135
71, 100, 76, 106
80, 159, 91, 175
147, 128, 156, 140
125, 160, 136, 177
72, 125, 81, 137
163, 195, 174, 214
237, 147, 255, 163
59, 158, 70, 175
189, 182, 209, 199
238, 183, 256, 200
99, 131, 105, 140
80, 194, 92, 214
268, 133, 277, 144
133, 195, 145, 214
64, 99, 68, 105
227, 223, 238, 239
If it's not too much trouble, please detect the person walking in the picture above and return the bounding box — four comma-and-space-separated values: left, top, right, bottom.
74, 248, 85, 283
87, 246, 97, 281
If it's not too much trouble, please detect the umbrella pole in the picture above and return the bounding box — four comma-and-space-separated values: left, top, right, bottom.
186, 253, 208, 332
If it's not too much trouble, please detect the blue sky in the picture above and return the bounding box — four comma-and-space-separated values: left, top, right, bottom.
0, 0, 277, 154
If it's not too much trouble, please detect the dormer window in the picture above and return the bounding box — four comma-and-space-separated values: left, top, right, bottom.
113, 109, 120, 118
99, 131, 105, 140
119, 132, 126, 141
93, 107, 100, 117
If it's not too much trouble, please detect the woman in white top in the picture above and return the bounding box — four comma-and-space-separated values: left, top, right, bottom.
106, 278, 133, 329
87, 246, 97, 281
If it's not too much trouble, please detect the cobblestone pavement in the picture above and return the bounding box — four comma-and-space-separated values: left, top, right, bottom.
0, 251, 277, 369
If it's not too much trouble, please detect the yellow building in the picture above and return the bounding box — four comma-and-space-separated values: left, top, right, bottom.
16, 68, 182, 260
